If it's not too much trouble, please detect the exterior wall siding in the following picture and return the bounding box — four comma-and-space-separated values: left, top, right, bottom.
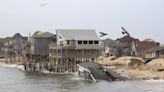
32, 38, 52, 55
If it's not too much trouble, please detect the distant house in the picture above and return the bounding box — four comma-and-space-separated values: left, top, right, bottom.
30, 31, 55, 55
145, 46, 164, 59
132, 39, 160, 58
49, 29, 101, 73
116, 35, 139, 56
3, 37, 12, 62
116, 35, 160, 57
4, 33, 27, 63
0, 38, 6, 58
12, 33, 28, 61
102, 38, 117, 57
23, 31, 56, 71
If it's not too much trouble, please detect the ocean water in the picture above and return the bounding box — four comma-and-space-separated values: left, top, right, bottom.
0, 63, 164, 92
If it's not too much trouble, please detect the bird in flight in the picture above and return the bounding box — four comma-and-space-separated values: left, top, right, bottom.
99, 32, 108, 37
121, 27, 130, 36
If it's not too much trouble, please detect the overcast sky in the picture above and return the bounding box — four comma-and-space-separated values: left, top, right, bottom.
0, 0, 164, 43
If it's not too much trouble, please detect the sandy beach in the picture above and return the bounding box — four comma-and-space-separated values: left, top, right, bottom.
98, 56, 164, 80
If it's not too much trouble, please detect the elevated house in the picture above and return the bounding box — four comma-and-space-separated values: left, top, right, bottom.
4, 33, 27, 63
12, 33, 28, 62
132, 39, 160, 58
116, 35, 139, 56
3, 37, 12, 62
30, 31, 55, 55
24, 31, 56, 71
116, 34, 160, 58
145, 46, 164, 59
102, 38, 117, 57
49, 29, 101, 73
0, 38, 6, 58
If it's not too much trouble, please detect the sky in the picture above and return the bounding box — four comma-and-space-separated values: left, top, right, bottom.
0, 0, 164, 44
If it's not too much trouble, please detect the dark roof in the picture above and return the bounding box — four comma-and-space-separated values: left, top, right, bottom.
0, 37, 12, 43
5, 37, 12, 41
32, 31, 55, 38
0, 34, 28, 43
0, 38, 6, 43
103, 38, 116, 46
117, 35, 139, 42
146, 46, 164, 52
23, 37, 28, 40
143, 38, 155, 42
13, 33, 22, 38
21, 37, 28, 42
136, 41, 159, 51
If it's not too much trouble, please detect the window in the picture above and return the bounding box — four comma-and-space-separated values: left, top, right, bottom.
83, 41, 88, 44
17, 35, 20, 39
67, 40, 70, 45
94, 41, 99, 44
89, 41, 93, 44
78, 41, 82, 44
58, 50, 61, 53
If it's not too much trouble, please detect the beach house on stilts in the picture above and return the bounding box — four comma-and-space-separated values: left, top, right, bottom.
49, 29, 101, 73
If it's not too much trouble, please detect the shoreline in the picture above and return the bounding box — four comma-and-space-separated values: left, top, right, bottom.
98, 56, 164, 81
0, 62, 78, 75
0, 62, 25, 70
106, 65, 164, 80
1, 60, 164, 82
1, 62, 164, 82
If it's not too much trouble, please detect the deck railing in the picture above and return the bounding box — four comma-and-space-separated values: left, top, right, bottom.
49, 43, 76, 49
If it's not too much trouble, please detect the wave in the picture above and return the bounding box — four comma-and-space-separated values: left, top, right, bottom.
145, 79, 164, 82
71, 77, 85, 80
0, 63, 25, 71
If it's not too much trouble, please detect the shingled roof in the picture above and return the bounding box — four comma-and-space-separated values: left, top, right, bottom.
0, 38, 6, 43
136, 41, 159, 51
32, 31, 55, 38
56, 29, 100, 40
0, 37, 12, 43
13, 33, 22, 38
146, 46, 164, 52
103, 38, 116, 46
117, 35, 139, 42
